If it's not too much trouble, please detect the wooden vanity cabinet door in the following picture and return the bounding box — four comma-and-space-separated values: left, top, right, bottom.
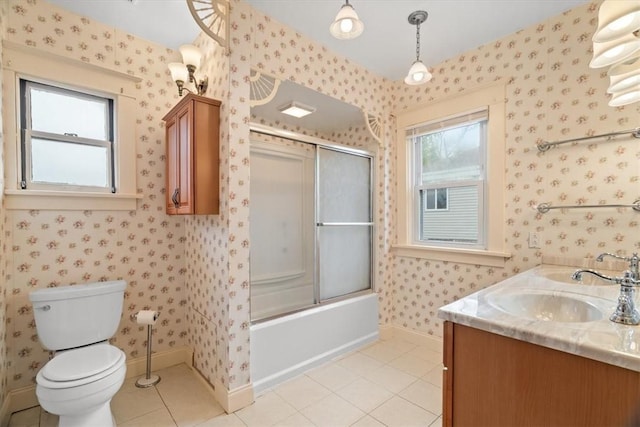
163, 94, 220, 215
443, 321, 454, 427
445, 322, 640, 427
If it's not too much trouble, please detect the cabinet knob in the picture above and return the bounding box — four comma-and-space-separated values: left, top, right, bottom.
171, 188, 180, 208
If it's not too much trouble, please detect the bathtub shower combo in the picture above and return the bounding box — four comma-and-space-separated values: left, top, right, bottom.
249, 128, 379, 393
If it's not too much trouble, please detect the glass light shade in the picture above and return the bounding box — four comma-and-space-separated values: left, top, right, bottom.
607, 55, 640, 93
590, 32, 640, 68
404, 60, 432, 85
179, 44, 202, 68
168, 62, 189, 83
593, 0, 640, 43
608, 85, 640, 107
329, 3, 364, 40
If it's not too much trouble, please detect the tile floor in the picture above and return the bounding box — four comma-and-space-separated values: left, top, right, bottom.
9, 335, 443, 427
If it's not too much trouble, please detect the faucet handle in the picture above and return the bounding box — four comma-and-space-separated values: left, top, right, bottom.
596, 252, 628, 262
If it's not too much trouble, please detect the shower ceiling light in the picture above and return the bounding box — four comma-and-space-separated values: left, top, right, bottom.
330, 0, 364, 40
404, 10, 432, 85
278, 101, 316, 118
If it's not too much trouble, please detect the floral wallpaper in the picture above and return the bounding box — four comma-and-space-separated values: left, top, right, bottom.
391, 1, 640, 336
0, 0, 8, 406
2, 0, 189, 391
0, 0, 636, 413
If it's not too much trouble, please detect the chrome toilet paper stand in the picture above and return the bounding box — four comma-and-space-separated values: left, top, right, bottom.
134, 311, 161, 388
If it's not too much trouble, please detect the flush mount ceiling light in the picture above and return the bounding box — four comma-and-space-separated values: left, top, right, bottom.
330, 0, 364, 40
592, 0, 640, 43
168, 44, 208, 96
278, 101, 316, 118
404, 10, 432, 85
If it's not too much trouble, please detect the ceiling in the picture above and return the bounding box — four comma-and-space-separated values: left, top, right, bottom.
48, 0, 590, 81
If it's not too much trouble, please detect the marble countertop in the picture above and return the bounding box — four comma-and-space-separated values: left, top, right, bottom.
438, 264, 640, 372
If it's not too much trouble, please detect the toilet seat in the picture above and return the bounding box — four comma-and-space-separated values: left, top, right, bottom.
37, 344, 125, 389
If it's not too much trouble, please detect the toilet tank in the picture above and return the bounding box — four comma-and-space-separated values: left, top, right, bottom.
29, 280, 127, 351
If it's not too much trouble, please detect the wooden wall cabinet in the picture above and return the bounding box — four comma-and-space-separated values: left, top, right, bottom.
443, 321, 640, 427
163, 93, 221, 215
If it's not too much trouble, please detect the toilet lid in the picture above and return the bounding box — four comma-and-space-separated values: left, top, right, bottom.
41, 345, 124, 382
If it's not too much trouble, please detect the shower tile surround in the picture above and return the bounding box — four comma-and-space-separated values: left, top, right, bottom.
0, 0, 636, 416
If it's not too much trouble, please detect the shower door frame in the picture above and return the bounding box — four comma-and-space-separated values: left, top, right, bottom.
249, 123, 376, 323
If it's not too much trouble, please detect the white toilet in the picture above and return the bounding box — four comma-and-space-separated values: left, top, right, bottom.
29, 280, 127, 427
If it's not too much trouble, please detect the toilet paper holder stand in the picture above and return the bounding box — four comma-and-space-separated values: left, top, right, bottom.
132, 311, 161, 388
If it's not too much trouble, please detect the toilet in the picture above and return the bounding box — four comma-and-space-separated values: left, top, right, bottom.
29, 280, 127, 427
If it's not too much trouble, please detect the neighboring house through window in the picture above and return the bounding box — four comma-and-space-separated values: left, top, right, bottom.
394, 82, 510, 267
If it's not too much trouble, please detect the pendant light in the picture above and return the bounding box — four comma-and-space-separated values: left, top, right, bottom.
404, 10, 432, 85
330, 0, 364, 40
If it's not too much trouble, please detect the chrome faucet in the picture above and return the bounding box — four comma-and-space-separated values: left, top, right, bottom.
572, 252, 640, 325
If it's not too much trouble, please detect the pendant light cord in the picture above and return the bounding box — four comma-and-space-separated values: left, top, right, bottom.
415, 21, 421, 61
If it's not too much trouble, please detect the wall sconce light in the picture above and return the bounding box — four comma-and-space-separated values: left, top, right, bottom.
330, 0, 364, 40
404, 10, 432, 85
592, 1, 640, 43
590, 1, 640, 106
168, 44, 208, 96
278, 101, 316, 118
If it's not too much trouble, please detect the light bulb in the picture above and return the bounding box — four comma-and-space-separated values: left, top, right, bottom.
340, 18, 354, 33
412, 72, 425, 82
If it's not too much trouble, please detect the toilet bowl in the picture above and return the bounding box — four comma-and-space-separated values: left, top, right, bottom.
36, 343, 126, 427
29, 280, 128, 427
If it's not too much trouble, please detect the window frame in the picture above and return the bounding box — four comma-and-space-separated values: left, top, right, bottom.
20, 79, 116, 193
394, 82, 510, 267
412, 111, 487, 249
2, 42, 141, 210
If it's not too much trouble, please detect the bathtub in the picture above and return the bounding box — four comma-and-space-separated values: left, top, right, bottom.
250, 293, 379, 394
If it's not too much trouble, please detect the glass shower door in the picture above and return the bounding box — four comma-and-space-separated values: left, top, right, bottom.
317, 147, 373, 300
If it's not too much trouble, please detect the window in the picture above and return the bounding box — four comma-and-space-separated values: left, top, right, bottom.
411, 110, 487, 247
3, 44, 140, 210
20, 80, 115, 192
394, 82, 509, 267
422, 188, 448, 211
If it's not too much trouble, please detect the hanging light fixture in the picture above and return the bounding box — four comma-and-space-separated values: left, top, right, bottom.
167, 44, 209, 96
329, 0, 364, 40
592, 1, 640, 43
404, 10, 432, 85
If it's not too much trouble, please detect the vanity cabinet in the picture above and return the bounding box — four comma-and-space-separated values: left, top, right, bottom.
163, 93, 221, 215
443, 321, 640, 427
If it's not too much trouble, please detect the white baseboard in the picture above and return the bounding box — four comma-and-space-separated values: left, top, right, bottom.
213, 379, 254, 414
380, 324, 443, 352
0, 346, 193, 424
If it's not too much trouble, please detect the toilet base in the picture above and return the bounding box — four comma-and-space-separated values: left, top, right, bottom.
58, 401, 114, 427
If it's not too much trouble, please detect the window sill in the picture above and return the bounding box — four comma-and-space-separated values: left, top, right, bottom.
391, 244, 511, 268
4, 190, 142, 211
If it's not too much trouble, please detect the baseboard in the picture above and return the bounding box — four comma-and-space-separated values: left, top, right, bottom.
213, 379, 254, 414
380, 324, 443, 352
124, 346, 193, 379
1, 346, 193, 422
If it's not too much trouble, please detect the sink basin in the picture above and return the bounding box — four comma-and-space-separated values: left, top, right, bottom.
487, 291, 605, 323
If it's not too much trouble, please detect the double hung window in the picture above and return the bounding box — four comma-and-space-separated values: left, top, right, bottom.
20, 80, 115, 192
410, 109, 487, 248
394, 82, 508, 266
